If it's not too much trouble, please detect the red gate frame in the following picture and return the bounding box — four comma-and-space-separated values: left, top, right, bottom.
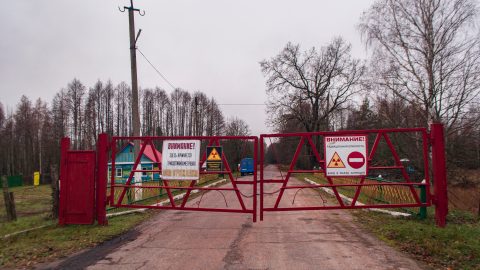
102, 135, 258, 222
260, 123, 448, 227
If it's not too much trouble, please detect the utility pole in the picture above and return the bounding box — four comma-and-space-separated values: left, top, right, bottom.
120, 0, 145, 199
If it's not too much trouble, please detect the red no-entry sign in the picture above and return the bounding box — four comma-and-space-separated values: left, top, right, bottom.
347, 151, 365, 169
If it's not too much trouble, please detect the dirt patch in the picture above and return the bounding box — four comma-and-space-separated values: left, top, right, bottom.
222, 222, 252, 269
37, 229, 141, 270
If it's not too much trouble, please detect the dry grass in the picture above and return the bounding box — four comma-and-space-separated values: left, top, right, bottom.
0, 185, 52, 222
448, 186, 480, 216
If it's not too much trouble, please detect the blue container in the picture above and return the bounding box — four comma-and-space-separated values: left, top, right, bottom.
240, 158, 254, 176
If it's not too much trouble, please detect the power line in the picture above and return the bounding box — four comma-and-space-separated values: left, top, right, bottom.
218, 103, 266, 106
137, 48, 177, 90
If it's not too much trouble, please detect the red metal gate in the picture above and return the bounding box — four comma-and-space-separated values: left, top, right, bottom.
101, 135, 258, 222
59, 124, 447, 227
259, 123, 448, 227
59, 138, 96, 225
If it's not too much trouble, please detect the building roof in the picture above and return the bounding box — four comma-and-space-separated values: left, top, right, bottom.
139, 143, 162, 162
119, 142, 162, 163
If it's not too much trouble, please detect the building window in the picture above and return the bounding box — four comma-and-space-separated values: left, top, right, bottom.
142, 167, 148, 176
115, 168, 122, 177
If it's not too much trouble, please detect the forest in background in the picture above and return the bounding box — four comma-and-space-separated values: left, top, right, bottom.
0, 79, 250, 182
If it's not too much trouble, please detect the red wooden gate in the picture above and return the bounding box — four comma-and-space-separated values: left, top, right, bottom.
59, 138, 96, 225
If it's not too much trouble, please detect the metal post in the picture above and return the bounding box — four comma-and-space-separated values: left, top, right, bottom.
431, 123, 448, 227
419, 185, 427, 219
110, 139, 116, 206
96, 133, 109, 225
50, 165, 59, 219
260, 136, 264, 221
58, 137, 70, 226
253, 137, 258, 222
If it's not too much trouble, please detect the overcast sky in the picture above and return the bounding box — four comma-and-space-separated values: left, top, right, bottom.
0, 0, 376, 135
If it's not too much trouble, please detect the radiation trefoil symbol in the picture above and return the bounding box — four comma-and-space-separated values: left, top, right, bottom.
207, 148, 222, 161
327, 152, 346, 168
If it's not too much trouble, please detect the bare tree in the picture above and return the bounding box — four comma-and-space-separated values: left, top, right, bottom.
33, 99, 49, 174
154, 88, 170, 136
192, 92, 209, 136
2, 114, 15, 176
83, 89, 97, 147
169, 89, 192, 136
223, 117, 251, 169
359, 0, 480, 131
141, 88, 155, 135
224, 117, 250, 136
51, 90, 70, 143
0, 103, 6, 175
115, 82, 132, 137
92, 80, 104, 134
0, 103, 4, 128
66, 79, 86, 148
104, 80, 114, 135
260, 37, 365, 132
14, 96, 34, 176
206, 98, 225, 136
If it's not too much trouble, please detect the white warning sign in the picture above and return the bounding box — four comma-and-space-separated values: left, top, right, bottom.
324, 135, 367, 177
162, 140, 201, 180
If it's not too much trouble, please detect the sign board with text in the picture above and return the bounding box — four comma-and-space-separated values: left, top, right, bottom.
324, 135, 368, 177
161, 140, 201, 180
206, 146, 223, 171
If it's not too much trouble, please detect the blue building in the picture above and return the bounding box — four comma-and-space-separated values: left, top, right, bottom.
108, 142, 162, 183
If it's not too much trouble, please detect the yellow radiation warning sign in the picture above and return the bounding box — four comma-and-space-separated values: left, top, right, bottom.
206, 146, 223, 171
327, 152, 345, 168
207, 147, 222, 161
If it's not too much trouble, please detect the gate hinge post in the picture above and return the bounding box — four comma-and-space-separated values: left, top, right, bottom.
430, 122, 448, 228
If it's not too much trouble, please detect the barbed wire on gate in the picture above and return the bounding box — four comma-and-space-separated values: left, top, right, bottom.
291, 187, 327, 206
195, 189, 228, 208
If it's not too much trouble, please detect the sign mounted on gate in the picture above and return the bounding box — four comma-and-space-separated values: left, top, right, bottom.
324, 135, 367, 177
162, 140, 201, 180
206, 146, 223, 171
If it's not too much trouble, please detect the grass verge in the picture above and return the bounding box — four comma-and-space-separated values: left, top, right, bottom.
1, 185, 54, 237
1, 175, 229, 268
354, 209, 480, 269
304, 173, 418, 214
298, 172, 480, 269
0, 211, 154, 269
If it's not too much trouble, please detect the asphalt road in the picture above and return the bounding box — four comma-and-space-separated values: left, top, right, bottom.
52, 165, 423, 270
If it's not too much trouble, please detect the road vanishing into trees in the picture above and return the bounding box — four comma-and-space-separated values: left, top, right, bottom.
50, 166, 423, 270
